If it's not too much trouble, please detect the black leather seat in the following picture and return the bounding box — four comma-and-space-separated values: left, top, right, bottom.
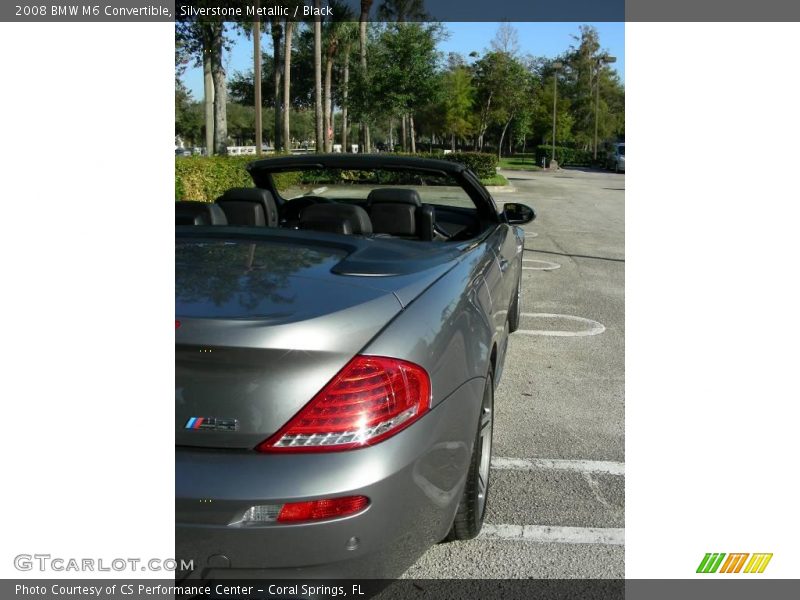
299, 204, 373, 235
215, 188, 279, 227
366, 188, 434, 241
175, 201, 228, 226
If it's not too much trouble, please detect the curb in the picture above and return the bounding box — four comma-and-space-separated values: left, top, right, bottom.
486, 185, 517, 193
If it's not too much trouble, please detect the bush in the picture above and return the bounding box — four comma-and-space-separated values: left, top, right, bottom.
175, 156, 300, 201
175, 152, 499, 202
443, 152, 498, 179
535, 145, 593, 167
175, 156, 255, 201
389, 151, 498, 179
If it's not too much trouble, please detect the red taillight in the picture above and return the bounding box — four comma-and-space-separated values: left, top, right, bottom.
277, 495, 370, 523
175, 320, 181, 329
257, 355, 431, 453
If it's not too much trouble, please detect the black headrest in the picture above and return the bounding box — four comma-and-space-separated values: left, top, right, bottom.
217, 187, 278, 227
299, 204, 373, 235
367, 188, 422, 207
370, 203, 416, 236
175, 201, 228, 226
215, 200, 266, 226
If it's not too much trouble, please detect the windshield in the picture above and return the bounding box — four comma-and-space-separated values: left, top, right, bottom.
617, 145, 625, 156
271, 168, 476, 211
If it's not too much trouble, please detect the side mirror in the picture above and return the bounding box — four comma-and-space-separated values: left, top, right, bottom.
503, 203, 536, 225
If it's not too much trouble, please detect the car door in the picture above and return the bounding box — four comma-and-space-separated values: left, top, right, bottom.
485, 224, 518, 334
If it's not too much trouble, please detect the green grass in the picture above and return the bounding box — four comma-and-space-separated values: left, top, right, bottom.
498, 155, 543, 171
480, 173, 509, 186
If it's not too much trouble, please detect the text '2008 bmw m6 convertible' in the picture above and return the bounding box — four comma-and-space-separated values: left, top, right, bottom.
175, 154, 535, 578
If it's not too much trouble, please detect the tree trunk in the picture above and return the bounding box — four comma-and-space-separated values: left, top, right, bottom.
271, 20, 282, 151
498, 119, 512, 161
211, 23, 227, 155
409, 114, 416, 153
341, 43, 350, 151
451, 133, 455, 152
401, 115, 407, 152
358, 9, 370, 152
203, 42, 214, 156
388, 117, 394, 151
324, 47, 334, 152
478, 92, 493, 153
253, 13, 262, 155
313, 3, 323, 152
283, 20, 293, 152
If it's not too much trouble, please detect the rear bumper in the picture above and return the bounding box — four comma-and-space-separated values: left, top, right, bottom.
176, 378, 484, 578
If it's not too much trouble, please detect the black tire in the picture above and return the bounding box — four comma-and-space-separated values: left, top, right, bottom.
445, 369, 494, 541
508, 278, 522, 333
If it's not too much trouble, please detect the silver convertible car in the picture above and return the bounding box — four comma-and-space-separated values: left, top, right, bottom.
175, 155, 535, 578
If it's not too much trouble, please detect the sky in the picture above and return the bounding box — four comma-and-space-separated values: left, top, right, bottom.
180, 22, 625, 100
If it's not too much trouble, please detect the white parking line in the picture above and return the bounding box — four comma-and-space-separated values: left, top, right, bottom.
522, 259, 561, 271
480, 524, 625, 546
517, 313, 606, 337
492, 457, 625, 476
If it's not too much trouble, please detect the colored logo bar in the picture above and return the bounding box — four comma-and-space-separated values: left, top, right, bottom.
697, 553, 773, 574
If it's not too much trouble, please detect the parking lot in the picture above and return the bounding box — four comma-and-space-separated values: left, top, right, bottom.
404, 167, 625, 578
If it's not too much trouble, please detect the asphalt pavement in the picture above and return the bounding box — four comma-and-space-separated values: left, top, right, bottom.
403, 167, 625, 579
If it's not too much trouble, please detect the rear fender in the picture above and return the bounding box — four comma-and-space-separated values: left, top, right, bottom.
363, 247, 496, 407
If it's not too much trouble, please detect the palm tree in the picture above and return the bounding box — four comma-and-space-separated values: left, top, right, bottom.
175, 22, 228, 155
282, 17, 294, 152
314, 0, 323, 152
322, 3, 356, 152
201, 28, 214, 155
175, 21, 220, 156
338, 23, 358, 152
228, 16, 265, 153
323, 26, 338, 153
253, 3, 263, 155
270, 18, 283, 151
210, 22, 228, 155
358, 0, 373, 152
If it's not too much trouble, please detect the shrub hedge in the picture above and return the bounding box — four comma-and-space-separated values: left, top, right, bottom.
388, 151, 498, 179
535, 145, 593, 167
175, 151, 500, 201
175, 156, 254, 201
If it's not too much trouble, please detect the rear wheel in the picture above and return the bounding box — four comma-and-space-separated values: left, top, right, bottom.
445, 369, 494, 541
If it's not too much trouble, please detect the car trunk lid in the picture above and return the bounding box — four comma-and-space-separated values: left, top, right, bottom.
175, 236, 448, 449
